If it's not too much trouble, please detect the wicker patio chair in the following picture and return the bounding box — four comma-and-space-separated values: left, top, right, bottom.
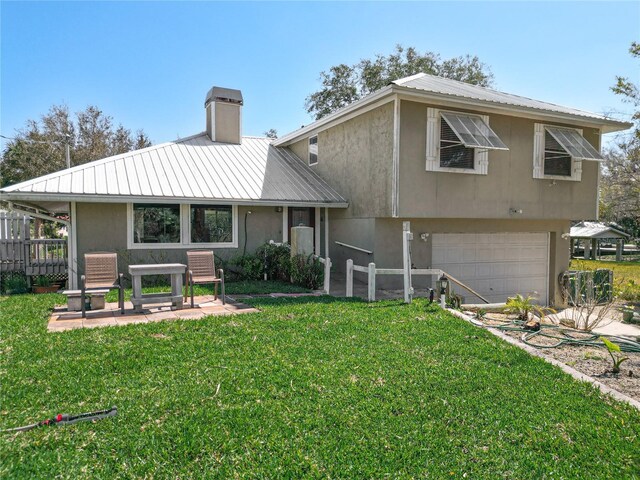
81, 252, 125, 318
185, 250, 225, 308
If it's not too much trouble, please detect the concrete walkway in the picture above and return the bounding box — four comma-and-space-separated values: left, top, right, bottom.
547, 307, 640, 339
48, 295, 259, 332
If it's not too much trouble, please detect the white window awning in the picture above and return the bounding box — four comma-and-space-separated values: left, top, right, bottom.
545, 126, 603, 161
440, 112, 509, 151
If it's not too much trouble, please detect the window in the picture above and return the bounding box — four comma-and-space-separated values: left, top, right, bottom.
309, 135, 318, 165
426, 108, 508, 175
440, 119, 475, 169
128, 204, 238, 248
544, 130, 572, 176
533, 124, 602, 181
191, 205, 233, 243
133, 204, 181, 244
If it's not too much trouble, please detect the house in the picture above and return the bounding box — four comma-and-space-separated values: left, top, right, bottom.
0, 76, 631, 305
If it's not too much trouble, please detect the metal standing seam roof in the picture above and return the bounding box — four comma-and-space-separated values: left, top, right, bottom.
392, 73, 622, 123
275, 73, 630, 147
570, 221, 629, 239
0, 134, 348, 206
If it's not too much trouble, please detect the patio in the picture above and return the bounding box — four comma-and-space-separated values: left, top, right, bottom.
47, 295, 259, 332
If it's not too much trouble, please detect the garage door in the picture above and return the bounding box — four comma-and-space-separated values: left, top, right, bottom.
432, 233, 549, 305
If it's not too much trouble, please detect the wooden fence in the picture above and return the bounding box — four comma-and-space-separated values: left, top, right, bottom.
0, 212, 68, 278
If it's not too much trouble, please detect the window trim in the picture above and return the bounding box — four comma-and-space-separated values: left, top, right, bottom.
308, 135, 318, 166
533, 123, 585, 182
127, 203, 238, 249
426, 108, 493, 175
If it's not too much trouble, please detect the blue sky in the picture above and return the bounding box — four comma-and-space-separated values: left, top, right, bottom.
1, 1, 638, 152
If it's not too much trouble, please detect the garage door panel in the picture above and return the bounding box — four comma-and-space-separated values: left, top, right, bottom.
432, 233, 549, 305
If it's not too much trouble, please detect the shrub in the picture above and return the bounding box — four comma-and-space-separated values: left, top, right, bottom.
2, 272, 29, 294
256, 242, 291, 281
290, 254, 324, 290
231, 254, 264, 281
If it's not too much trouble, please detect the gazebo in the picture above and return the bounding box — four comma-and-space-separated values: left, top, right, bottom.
570, 221, 629, 261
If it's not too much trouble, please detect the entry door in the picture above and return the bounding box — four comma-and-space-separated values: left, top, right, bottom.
288, 207, 315, 243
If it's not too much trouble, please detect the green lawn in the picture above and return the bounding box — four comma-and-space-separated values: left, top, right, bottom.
1, 294, 638, 478
570, 258, 640, 301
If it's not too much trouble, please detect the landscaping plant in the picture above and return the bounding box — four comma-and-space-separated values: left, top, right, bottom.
290, 253, 324, 290
558, 272, 616, 332
600, 336, 630, 374
504, 294, 552, 321
256, 242, 291, 282
1, 273, 29, 295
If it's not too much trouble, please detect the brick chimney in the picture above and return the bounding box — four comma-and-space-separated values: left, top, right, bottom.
205, 86, 243, 144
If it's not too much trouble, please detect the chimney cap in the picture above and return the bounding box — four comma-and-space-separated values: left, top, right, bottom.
205, 86, 243, 107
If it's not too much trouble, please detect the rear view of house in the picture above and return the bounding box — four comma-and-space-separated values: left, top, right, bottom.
0, 75, 630, 305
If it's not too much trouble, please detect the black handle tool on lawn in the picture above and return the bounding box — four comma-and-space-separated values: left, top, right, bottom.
1, 406, 117, 433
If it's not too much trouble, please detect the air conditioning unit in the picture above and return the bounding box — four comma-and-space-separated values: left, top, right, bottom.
560, 269, 613, 305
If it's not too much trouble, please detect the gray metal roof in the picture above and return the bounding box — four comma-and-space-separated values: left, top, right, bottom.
570, 221, 629, 239
393, 73, 621, 124
205, 86, 243, 106
0, 134, 347, 207
275, 73, 631, 147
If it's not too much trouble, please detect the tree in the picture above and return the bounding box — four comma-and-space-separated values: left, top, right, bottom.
305, 45, 494, 120
0, 105, 151, 187
264, 128, 278, 139
600, 42, 640, 237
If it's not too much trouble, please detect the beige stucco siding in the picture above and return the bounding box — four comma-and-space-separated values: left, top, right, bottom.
398, 100, 600, 219
290, 103, 394, 219
75, 202, 282, 285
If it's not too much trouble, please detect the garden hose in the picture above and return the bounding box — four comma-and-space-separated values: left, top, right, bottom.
476, 317, 640, 353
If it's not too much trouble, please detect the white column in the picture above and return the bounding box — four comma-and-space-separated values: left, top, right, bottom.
282, 206, 288, 243
69, 201, 78, 289
324, 207, 329, 259
346, 259, 353, 297
314, 207, 321, 255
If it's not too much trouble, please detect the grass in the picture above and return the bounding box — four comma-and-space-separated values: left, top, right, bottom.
104, 279, 310, 302
570, 258, 640, 301
1, 294, 639, 478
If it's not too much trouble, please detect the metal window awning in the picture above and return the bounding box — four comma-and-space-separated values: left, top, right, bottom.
440, 112, 509, 150
545, 126, 603, 161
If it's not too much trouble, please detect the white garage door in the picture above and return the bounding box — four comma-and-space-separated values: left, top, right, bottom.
432, 233, 549, 305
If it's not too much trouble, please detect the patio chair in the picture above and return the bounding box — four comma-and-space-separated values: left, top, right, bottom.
185, 250, 225, 308
81, 252, 125, 318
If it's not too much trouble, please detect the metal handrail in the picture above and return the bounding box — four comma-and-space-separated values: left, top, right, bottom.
334, 241, 373, 255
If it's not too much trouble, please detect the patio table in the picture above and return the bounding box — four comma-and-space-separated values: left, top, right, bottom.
128, 263, 186, 313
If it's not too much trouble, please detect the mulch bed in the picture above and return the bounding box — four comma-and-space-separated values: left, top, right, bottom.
480, 312, 639, 401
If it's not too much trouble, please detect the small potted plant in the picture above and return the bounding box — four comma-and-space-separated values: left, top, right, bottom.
32, 276, 60, 294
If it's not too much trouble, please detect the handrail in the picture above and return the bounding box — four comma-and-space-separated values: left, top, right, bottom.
334, 241, 373, 255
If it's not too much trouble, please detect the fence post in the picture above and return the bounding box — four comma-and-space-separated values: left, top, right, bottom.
346, 259, 353, 297
368, 262, 376, 302
323, 257, 331, 294
402, 221, 413, 304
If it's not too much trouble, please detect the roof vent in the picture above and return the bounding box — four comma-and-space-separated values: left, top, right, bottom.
205, 86, 243, 144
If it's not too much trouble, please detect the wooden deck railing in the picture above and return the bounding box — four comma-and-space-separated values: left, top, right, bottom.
25, 239, 68, 276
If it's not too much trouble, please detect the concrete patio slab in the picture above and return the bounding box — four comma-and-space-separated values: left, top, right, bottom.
48, 296, 259, 332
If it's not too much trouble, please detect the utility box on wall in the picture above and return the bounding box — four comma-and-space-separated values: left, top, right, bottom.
291, 226, 314, 257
